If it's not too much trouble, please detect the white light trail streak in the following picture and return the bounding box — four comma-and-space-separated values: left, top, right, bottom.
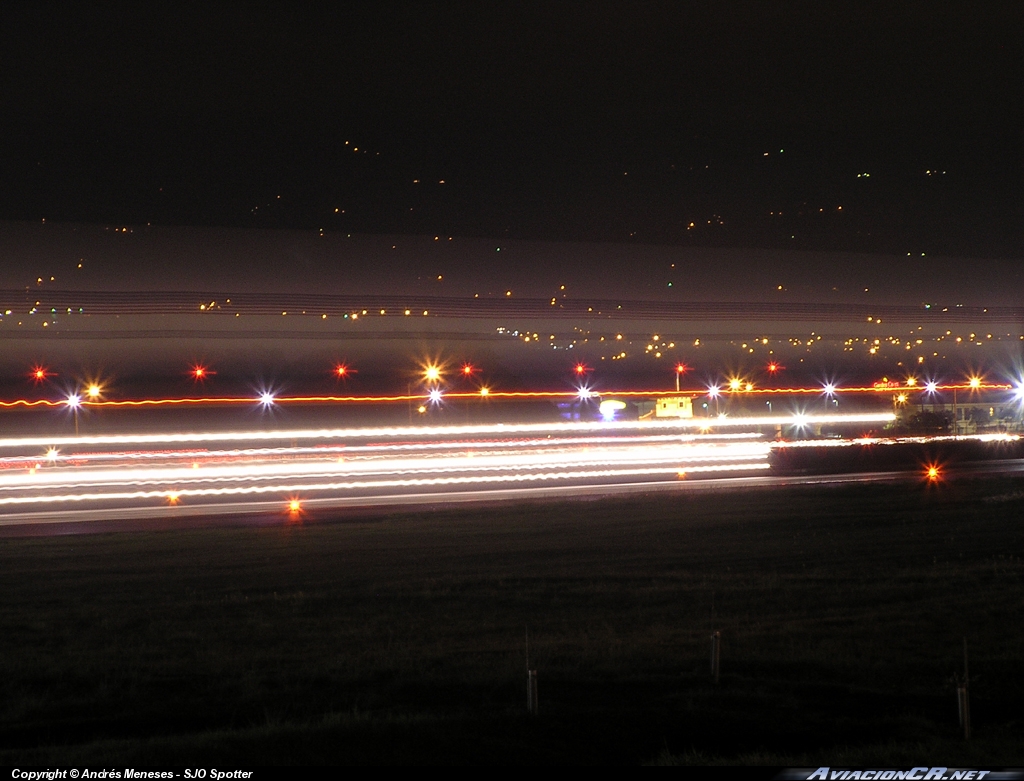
0, 413, 894, 451
0, 444, 770, 490
0, 431, 765, 468
0, 413, 902, 518
0, 427, 778, 513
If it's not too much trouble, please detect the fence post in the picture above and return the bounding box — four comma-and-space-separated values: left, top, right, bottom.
957, 684, 970, 740
710, 630, 721, 684
525, 626, 538, 715
527, 669, 539, 715
959, 637, 971, 740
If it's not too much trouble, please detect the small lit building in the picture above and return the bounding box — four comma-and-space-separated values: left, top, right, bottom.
655, 395, 693, 418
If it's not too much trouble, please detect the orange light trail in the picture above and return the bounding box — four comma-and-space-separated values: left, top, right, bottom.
78, 394, 430, 407
76, 397, 253, 407
0, 399, 66, 408
0, 383, 1013, 410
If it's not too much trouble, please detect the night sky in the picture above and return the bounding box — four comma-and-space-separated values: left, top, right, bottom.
2, 2, 1022, 262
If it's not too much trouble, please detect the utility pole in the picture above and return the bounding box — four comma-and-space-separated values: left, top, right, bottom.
952, 386, 958, 438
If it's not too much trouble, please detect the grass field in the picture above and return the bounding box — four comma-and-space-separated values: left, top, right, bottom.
1, 475, 1023, 765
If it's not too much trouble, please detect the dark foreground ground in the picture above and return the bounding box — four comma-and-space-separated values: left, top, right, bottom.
1, 476, 1023, 765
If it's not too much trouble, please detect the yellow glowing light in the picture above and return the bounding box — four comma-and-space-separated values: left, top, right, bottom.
86, 384, 101, 399
729, 378, 742, 391
288, 499, 302, 513
424, 365, 442, 382
480, 387, 490, 397
969, 377, 981, 389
